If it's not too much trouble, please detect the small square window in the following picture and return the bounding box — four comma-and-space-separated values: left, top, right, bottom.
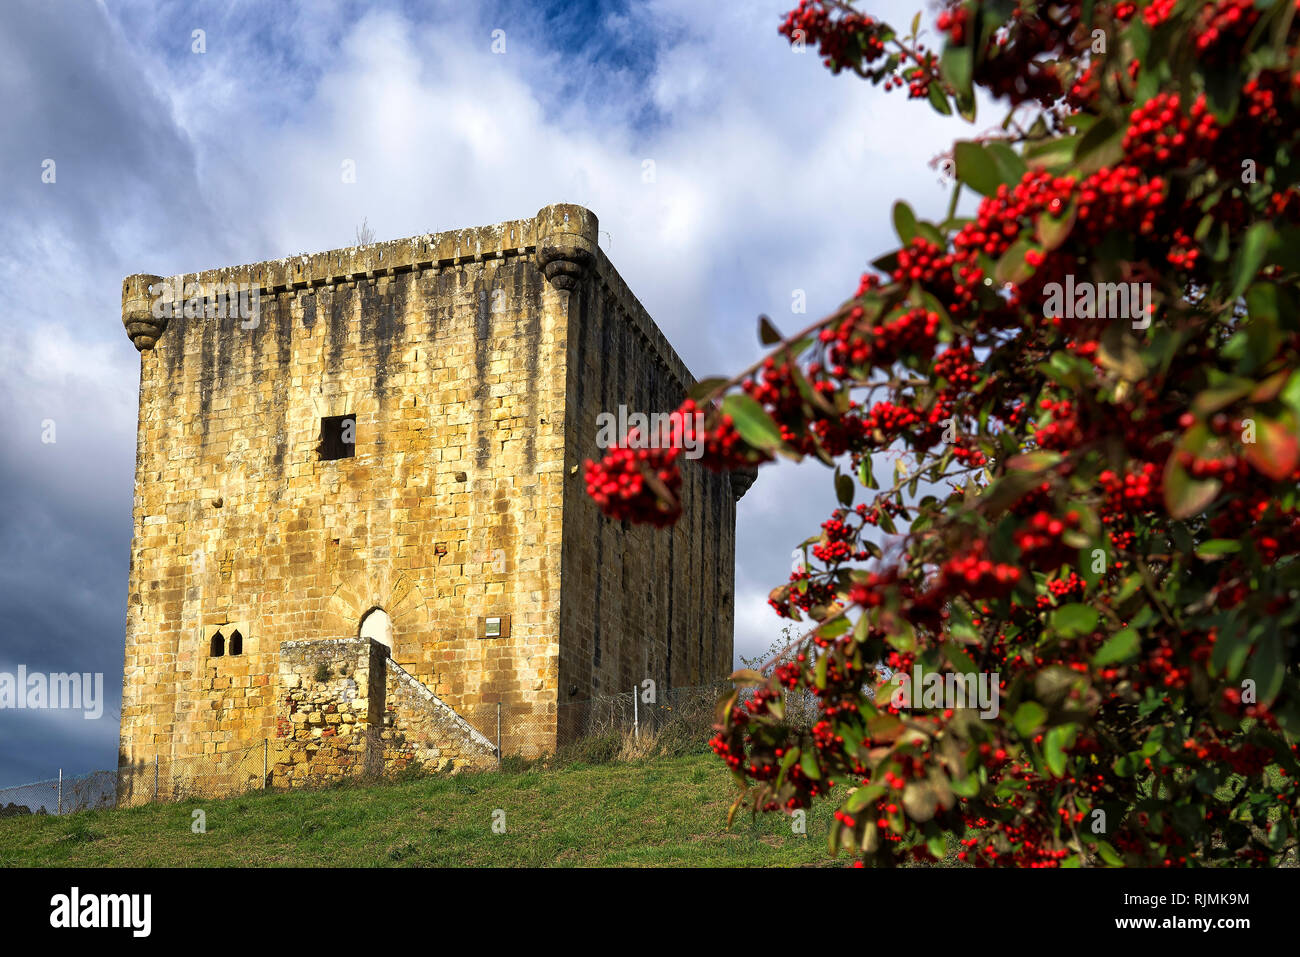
319, 414, 355, 460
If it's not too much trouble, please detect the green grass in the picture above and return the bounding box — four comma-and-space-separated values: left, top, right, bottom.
0, 753, 854, 867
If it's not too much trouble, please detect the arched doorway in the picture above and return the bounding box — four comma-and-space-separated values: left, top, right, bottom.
359, 608, 393, 650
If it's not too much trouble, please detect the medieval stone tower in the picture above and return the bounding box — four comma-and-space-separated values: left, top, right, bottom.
118, 203, 751, 788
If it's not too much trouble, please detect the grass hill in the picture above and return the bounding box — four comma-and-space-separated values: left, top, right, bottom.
0, 752, 854, 868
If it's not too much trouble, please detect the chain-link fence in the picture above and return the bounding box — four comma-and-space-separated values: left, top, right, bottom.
116, 743, 271, 808
0, 681, 811, 816
0, 769, 119, 817
0, 744, 272, 817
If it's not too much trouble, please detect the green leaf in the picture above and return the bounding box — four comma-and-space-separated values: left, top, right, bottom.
1097, 841, 1124, 867
1231, 222, 1275, 302
954, 141, 1003, 197
950, 772, 980, 798
781, 746, 800, 772
1025, 135, 1080, 172
1211, 623, 1253, 680
871, 250, 900, 275
940, 43, 972, 94
1052, 603, 1099, 638
819, 616, 851, 639
1196, 539, 1242, 558
892, 201, 918, 245
975, 465, 1043, 516
687, 376, 728, 401
985, 141, 1027, 188
1044, 724, 1076, 778
835, 470, 854, 506
1246, 281, 1280, 325
1092, 628, 1140, 667
940, 44, 974, 113
1006, 450, 1061, 472
995, 236, 1038, 286
1074, 116, 1124, 174
943, 642, 978, 675
722, 393, 786, 455
915, 221, 945, 247
1035, 201, 1077, 251
1013, 701, 1047, 737
1192, 379, 1254, 416
800, 748, 822, 781
1246, 630, 1285, 706
927, 80, 952, 116
1162, 455, 1221, 519
845, 783, 884, 813
886, 617, 916, 653
860, 457, 876, 489
758, 315, 783, 345
1283, 371, 1300, 420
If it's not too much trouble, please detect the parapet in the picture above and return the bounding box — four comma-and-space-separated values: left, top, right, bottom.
118, 203, 705, 406
119, 204, 610, 353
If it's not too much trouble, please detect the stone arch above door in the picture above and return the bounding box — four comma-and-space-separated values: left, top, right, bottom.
320, 570, 427, 651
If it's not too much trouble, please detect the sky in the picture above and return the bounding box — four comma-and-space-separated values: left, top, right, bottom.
0, 0, 977, 786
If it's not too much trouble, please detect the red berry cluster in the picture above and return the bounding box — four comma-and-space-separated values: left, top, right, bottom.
931, 540, 1023, 600
1032, 398, 1083, 451
1194, 0, 1261, 66
1122, 92, 1219, 167
779, 0, 887, 73
1142, 0, 1178, 28
1099, 462, 1163, 518
893, 236, 979, 317
583, 442, 683, 528
1014, 509, 1082, 571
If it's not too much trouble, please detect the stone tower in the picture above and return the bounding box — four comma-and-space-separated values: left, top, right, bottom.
118, 204, 750, 787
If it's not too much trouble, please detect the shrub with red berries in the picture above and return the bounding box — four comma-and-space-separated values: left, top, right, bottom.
587, 0, 1300, 867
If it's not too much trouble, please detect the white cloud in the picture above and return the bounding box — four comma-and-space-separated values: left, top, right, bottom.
117, 0, 984, 670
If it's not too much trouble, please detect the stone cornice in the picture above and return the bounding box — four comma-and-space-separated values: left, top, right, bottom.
121, 203, 701, 401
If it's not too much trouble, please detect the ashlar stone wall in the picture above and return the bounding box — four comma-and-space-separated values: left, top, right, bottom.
118, 204, 750, 785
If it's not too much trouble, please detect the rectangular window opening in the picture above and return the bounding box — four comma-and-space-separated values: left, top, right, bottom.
319, 414, 356, 460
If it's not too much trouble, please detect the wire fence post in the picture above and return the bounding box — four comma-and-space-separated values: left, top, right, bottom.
263, 739, 268, 790
153, 755, 159, 802
633, 687, 639, 741
496, 702, 502, 770
57, 769, 62, 816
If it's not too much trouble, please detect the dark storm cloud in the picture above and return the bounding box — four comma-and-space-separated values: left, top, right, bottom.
0, 0, 215, 784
